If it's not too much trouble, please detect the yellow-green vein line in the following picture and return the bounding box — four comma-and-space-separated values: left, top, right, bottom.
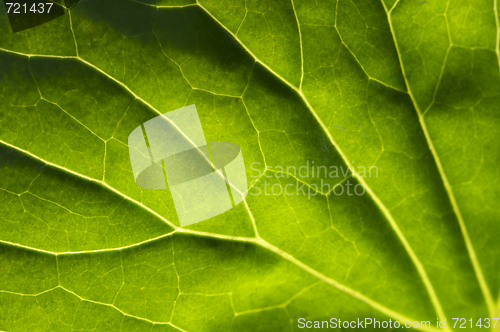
381, 0, 494, 317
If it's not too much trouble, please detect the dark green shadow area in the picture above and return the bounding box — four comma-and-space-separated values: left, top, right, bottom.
71, 0, 254, 96
3, 0, 79, 33
64, 0, 79, 9
0, 143, 45, 172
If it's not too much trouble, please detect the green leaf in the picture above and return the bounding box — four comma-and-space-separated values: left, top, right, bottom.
1, 0, 499, 331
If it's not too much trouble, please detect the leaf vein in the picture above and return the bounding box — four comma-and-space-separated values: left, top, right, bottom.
380, 0, 494, 317
196, 1, 449, 325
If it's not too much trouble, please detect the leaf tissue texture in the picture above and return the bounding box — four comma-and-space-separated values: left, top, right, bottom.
0, 0, 499, 331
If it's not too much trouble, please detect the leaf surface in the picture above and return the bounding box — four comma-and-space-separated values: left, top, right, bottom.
0, 0, 499, 331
